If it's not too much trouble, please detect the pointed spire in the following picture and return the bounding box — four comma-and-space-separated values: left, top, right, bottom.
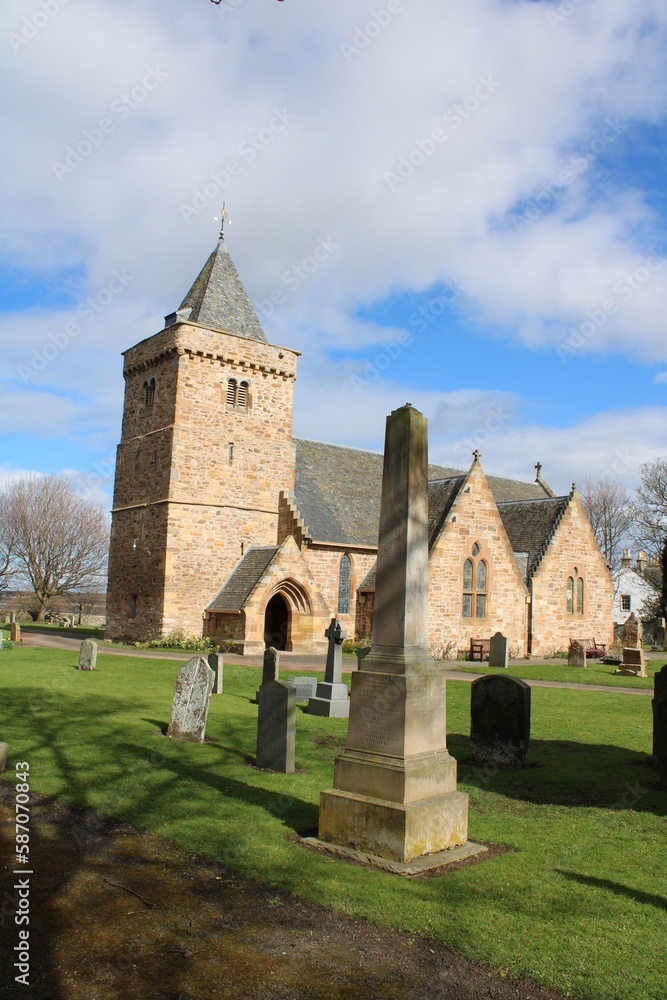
165, 238, 267, 343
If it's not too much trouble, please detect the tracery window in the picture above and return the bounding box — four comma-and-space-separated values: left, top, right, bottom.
337, 554, 351, 615
462, 545, 488, 619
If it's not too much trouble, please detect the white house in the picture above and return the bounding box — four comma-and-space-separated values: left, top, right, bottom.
612, 549, 660, 625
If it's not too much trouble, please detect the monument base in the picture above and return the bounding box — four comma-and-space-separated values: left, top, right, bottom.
301, 836, 487, 875
307, 681, 350, 718
318, 787, 469, 863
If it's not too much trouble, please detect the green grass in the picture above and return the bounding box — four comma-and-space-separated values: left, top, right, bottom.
0, 645, 665, 1000
453, 659, 664, 689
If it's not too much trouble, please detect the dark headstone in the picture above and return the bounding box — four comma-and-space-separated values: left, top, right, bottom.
568, 641, 585, 667
78, 639, 98, 671
166, 656, 215, 742
208, 652, 223, 695
470, 674, 531, 768
488, 631, 509, 669
256, 647, 280, 702
652, 666, 667, 783
308, 618, 350, 718
288, 676, 318, 701
256, 679, 296, 773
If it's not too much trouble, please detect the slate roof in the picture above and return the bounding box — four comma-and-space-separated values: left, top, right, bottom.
175, 240, 267, 342
293, 439, 548, 547
497, 496, 570, 580
207, 546, 278, 611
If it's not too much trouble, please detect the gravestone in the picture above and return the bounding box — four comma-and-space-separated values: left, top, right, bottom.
470, 674, 531, 767
488, 631, 509, 669
8, 612, 16, 624
9, 623, 21, 643
208, 652, 224, 695
307, 618, 350, 718
288, 676, 318, 701
78, 639, 98, 671
256, 646, 295, 773
319, 405, 470, 864
653, 665, 667, 790
653, 619, 665, 649
617, 648, 647, 678
623, 612, 642, 649
568, 640, 585, 667
0, 743, 7, 773
166, 656, 215, 742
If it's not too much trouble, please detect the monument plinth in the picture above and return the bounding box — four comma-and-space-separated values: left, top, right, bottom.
319, 405, 470, 864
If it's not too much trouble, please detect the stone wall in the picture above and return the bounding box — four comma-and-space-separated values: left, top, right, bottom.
303, 545, 377, 639
530, 491, 614, 656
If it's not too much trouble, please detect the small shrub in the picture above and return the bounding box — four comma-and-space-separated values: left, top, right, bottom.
135, 629, 215, 652
2, 640, 15, 651
341, 637, 371, 654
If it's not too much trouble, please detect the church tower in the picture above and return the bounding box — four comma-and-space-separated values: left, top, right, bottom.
106, 233, 299, 642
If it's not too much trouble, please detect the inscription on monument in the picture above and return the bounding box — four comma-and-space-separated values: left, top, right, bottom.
346, 674, 404, 756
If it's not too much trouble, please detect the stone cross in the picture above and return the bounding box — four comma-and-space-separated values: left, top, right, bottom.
307, 618, 350, 718
470, 674, 531, 768
319, 404, 471, 864
78, 639, 98, 671
166, 656, 215, 742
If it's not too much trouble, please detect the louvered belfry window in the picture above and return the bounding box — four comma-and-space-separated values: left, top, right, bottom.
226, 378, 237, 406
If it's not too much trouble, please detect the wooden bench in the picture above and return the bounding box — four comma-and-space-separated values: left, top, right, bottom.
470, 638, 490, 661
570, 637, 606, 659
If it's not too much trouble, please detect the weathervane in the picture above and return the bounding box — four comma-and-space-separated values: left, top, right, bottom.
214, 203, 231, 241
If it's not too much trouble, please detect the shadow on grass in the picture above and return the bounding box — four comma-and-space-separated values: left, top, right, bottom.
449, 734, 667, 815
555, 870, 667, 912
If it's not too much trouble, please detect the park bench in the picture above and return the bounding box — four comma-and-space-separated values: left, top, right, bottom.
470, 638, 490, 661
570, 637, 606, 658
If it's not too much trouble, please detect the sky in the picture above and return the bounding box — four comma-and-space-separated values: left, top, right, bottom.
1, 0, 666, 507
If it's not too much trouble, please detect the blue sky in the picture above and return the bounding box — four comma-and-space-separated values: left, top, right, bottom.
1, 0, 666, 505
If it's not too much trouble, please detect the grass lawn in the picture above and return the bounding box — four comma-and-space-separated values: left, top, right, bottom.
0, 646, 664, 1000
453, 659, 665, 689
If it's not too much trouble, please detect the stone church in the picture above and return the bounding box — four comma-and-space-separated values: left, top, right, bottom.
106, 236, 614, 657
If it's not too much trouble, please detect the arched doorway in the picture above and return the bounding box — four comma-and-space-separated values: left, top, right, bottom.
264, 593, 290, 650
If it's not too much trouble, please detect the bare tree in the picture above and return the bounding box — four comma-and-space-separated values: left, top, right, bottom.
0, 490, 15, 592
1, 474, 109, 620
633, 458, 667, 559
579, 478, 634, 572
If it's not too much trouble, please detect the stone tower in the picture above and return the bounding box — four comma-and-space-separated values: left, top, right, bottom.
106, 236, 299, 642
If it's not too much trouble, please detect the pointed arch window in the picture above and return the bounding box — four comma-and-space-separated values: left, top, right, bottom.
462, 546, 488, 619
337, 554, 351, 615
566, 570, 585, 615
143, 378, 155, 408
576, 577, 584, 615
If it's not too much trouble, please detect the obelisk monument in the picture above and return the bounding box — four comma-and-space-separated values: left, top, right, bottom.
318, 404, 469, 863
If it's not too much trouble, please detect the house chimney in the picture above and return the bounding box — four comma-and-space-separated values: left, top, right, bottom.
636, 550, 646, 574
620, 548, 632, 569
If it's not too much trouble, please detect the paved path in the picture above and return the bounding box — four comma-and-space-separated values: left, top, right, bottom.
22, 632, 654, 695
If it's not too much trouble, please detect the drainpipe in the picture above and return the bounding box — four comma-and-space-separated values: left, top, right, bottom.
526, 581, 534, 656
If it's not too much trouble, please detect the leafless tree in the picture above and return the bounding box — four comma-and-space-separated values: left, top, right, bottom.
1, 474, 109, 620
632, 458, 667, 557
0, 490, 14, 591
579, 478, 634, 572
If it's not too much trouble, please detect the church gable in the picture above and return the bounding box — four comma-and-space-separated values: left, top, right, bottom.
427, 457, 529, 656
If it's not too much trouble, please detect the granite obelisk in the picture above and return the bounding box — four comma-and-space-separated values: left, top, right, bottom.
318, 404, 469, 863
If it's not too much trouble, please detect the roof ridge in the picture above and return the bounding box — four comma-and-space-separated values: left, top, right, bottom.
497, 495, 569, 506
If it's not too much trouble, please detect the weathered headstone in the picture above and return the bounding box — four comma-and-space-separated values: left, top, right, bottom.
470, 675, 531, 767
8, 612, 16, 624
208, 652, 224, 695
9, 623, 20, 643
307, 618, 350, 718
0, 743, 7, 773
319, 405, 470, 864
288, 676, 318, 701
653, 665, 667, 790
256, 646, 296, 773
617, 647, 647, 678
78, 639, 98, 671
166, 656, 215, 742
622, 612, 642, 649
568, 640, 585, 667
653, 620, 665, 649
488, 631, 509, 669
